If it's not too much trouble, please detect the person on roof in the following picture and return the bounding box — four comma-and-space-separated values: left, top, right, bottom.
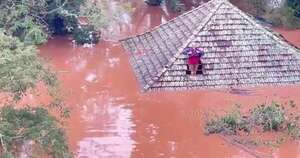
183, 42, 204, 76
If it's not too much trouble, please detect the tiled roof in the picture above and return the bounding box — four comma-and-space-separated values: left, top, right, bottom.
120, 0, 300, 91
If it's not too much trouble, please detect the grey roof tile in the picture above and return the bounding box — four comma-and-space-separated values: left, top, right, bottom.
120, 0, 300, 91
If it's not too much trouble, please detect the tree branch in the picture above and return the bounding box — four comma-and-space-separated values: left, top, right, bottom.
0, 134, 7, 153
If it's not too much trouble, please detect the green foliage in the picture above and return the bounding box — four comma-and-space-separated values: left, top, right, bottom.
206, 106, 240, 134
0, 0, 48, 45
206, 105, 250, 135
41, 0, 85, 35
0, 0, 86, 43
205, 102, 300, 147
79, 0, 133, 30
205, 103, 287, 135
79, 0, 109, 30
247, 0, 268, 16
251, 103, 285, 131
265, 1, 300, 29
245, 0, 300, 28
73, 26, 100, 44
15, 17, 48, 45
0, 1, 76, 156
279, 2, 300, 28
0, 106, 72, 158
1, 0, 130, 43
168, 0, 185, 12
77, 0, 134, 43
46, 0, 86, 35
287, 122, 300, 138
287, 0, 300, 17
0, 30, 57, 100
1, 152, 14, 158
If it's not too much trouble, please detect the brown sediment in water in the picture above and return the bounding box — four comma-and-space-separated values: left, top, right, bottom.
37, 1, 300, 158
273, 28, 300, 48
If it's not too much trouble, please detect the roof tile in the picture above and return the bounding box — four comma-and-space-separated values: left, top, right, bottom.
120, 0, 300, 91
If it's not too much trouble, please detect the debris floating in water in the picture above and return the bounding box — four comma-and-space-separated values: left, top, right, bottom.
108, 58, 120, 68
83, 43, 95, 48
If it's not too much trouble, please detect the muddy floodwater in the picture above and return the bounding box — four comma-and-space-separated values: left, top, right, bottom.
39, 1, 300, 158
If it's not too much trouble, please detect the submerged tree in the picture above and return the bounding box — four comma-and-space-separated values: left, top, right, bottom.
74, 0, 134, 43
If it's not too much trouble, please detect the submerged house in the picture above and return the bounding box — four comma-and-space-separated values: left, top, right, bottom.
120, 0, 300, 91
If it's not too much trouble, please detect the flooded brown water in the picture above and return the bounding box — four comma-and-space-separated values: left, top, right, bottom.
273, 28, 300, 48
39, 1, 300, 158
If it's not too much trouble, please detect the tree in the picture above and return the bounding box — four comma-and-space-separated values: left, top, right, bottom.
0, 106, 72, 158
74, 0, 134, 44
168, 0, 185, 12
0, 1, 85, 157
45, 0, 86, 35
0, 0, 86, 44
0, 0, 48, 45
246, 0, 268, 16
0, 30, 57, 101
79, 0, 133, 30
287, 0, 300, 17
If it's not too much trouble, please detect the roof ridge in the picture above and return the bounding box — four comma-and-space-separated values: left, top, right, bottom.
145, 0, 226, 90
223, 1, 300, 58
120, 0, 300, 91
119, 0, 225, 42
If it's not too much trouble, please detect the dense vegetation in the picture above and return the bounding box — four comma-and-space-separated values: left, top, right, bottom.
146, 0, 300, 28
0, 0, 90, 157
0, 0, 133, 156
0, 0, 85, 45
205, 102, 300, 147
0, 30, 57, 101
248, 0, 300, 28
0, 106, 71, 158
0, 0, 299, 156
0, 0, 103, 45
286, 0, 300, 17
